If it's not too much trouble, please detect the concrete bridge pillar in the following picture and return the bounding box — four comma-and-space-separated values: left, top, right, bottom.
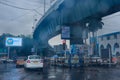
70, 23, 88, 45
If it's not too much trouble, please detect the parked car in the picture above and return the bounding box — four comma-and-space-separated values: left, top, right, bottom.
0, 58, 7, 63
16, 57, 26, 67
24, 55, 43, 70
88, 57, 102, 66
7, 59, 14, 63
111, 56, 118, 66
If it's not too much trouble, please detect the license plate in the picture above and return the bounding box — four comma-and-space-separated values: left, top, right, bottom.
33, 61, 38, 63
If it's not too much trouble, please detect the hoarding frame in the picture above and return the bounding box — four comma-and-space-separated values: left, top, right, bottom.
61, 26, 70, 39
5, 37, 22, 47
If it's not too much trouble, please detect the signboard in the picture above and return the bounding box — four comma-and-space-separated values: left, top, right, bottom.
61, 26, 70, 39
71, 45, 76, 54
5, 37, 22, 47
71, 44, 88, 54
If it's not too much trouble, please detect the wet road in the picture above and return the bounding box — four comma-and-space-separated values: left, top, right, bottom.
0, 63, 120, 80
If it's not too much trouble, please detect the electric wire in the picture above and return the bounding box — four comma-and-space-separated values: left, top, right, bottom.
0, 1, 33, 10
0, 0, 50, 11
0, 0, 45, 21
0, 0, 50, 16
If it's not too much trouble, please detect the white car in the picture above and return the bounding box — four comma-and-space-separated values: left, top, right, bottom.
24, 55, 44, 70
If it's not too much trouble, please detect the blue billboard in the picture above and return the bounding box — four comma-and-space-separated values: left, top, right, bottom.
5, 37, 22, 47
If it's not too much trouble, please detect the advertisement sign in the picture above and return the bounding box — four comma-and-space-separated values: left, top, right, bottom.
61, 26, 70, 39
71, 44, 88, 54
5, 37, 22, 47
71, 45, 76, 54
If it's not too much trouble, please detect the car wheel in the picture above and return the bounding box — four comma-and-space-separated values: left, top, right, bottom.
40, 68, 43, 71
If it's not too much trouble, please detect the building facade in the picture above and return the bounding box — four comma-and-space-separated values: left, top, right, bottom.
98, 32, 120, 56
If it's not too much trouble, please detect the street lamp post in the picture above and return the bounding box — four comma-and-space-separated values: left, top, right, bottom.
32, 17, 38, 55
7, 47, 10, 59
44, 0, 46, 14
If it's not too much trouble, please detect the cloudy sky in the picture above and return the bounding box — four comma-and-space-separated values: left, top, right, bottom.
0, 0, 53, 35
98, 12, 120, 35
0, 0, 120, 46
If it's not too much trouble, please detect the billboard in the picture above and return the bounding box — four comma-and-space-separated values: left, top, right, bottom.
5, 37, 22, 47
71, 44, 88, 54
61, 26, 70, 39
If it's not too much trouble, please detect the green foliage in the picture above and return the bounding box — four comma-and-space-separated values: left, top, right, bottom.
0, 33, 34, 57
88, 19, 104, 32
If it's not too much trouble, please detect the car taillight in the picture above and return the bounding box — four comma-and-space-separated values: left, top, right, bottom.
27, 60, 31, 63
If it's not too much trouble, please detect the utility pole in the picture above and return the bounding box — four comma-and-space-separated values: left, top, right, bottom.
32, 15, 38, 55
50, 0, 55, 6
8, 47, 10, 59
62, 40, 66, 58
44, 0, 46, 14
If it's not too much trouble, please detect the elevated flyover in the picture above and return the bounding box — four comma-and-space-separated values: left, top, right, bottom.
33, 0, 120, 50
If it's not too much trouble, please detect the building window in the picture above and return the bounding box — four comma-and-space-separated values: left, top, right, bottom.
116, 52, 120, 57
101, 37, 103, 41
114, 34, 117, 39
100, 45, 104, 50
114, 43, 119, 48
107, 36, 110, 40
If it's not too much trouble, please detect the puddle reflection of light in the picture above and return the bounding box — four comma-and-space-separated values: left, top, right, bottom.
48, 75, 56, 79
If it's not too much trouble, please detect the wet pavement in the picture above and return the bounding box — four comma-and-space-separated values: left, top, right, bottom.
0, 63, 120, 80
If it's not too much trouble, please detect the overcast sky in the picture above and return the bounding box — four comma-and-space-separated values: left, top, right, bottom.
0, 0, 53, 35
0, 0, 120, 46
98, 12, 120, 35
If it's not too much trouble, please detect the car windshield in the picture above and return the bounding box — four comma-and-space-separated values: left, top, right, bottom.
29, 56, 40, 59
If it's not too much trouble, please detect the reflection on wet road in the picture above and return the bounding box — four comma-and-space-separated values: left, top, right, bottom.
0, 63, 120, 80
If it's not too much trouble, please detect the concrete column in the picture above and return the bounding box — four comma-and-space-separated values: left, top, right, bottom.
70, 25, 84, 45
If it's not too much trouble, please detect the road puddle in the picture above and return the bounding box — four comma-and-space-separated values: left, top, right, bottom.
48, 75, 56, 79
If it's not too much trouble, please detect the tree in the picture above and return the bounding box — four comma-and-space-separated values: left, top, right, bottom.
88, 19, 104, 55
0, 33, 34, 57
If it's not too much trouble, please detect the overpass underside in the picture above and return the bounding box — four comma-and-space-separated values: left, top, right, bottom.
33, 0, 120, 50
